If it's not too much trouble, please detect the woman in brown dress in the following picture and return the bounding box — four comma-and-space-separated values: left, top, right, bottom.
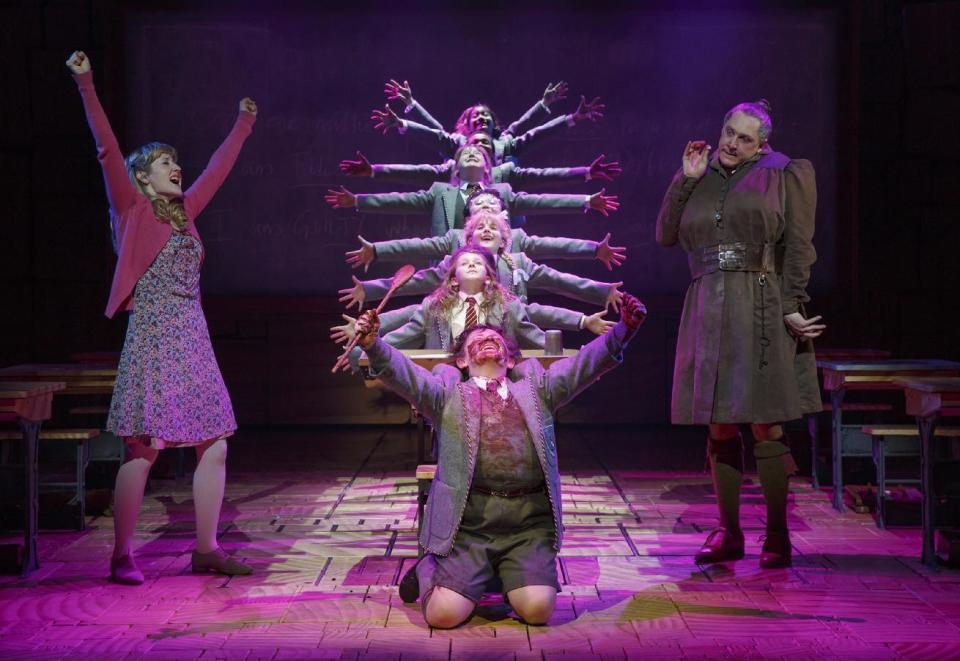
655, 100, 825, 568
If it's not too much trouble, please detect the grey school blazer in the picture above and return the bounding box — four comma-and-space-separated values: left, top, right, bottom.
384, 297, 545, 352
371, 160, 590, 189
362, 253, 611, 332
372, 228, 599, 263
356, 182, 586, 236
364, 321, 634, 555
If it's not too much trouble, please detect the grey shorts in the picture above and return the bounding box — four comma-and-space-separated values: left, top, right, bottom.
417, 489, 560, 604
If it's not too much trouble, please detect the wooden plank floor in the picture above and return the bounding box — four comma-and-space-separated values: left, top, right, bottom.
1, 426, 959, 659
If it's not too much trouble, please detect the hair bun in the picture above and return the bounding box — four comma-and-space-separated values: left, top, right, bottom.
755, 98, 773, 117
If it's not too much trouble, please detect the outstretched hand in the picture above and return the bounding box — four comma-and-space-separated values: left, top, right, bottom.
542, 81, 568, 107
354, 310, 381, 350
572, 95, 605, 123
325, 186, 357, 209
682, 140, 712, 179
605, 282, 624, 313
783, 312, 826, 339
239, 98, 258, 116
583, 309, 614, 336
345, 235, 375, 271
339, 151, 373, 177
371, 104, 401, 135
620, 293, 647, 330
338, 276, 366, 311
595, 233, 626, 270
587, 154, 622, 182
588, 188, 620, 216
384, 79, 413, 106
330, 314, 357, 345
65, 50, 90, 75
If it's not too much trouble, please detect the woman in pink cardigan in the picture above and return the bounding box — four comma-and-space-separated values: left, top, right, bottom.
67, 50, 256, 584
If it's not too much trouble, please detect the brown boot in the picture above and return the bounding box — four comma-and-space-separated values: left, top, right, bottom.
695, 526, 745, 563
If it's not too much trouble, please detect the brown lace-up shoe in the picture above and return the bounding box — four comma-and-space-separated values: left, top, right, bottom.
694, 526, 745, 564
759, 531, 792, 568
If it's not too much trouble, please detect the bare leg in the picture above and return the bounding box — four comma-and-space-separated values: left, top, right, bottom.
506, 585, 557, 625
423, 586, 475, 629
112, 441, 158, 558
193, 438, 227, 554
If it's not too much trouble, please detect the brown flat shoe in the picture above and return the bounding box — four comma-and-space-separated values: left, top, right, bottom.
759, 531, 792, 568
191, 548, 252, 576
694, 526, 745, 564
109, 553, 144, 585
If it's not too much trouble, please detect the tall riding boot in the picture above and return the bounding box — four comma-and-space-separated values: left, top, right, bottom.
754, 438, 797, 568
695, 434, 746, 563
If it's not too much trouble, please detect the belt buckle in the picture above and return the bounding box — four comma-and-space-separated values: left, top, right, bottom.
718, 243, 746, 271
488, 488, 511, 498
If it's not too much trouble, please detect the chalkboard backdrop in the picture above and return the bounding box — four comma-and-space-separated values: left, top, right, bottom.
123, 6, 837, 300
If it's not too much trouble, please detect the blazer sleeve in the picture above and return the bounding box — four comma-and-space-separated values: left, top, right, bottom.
503, 113, 571, 158
520, 255, 610, 306
379, 303, 420, 333
363, 256, 452, 302
509, 191, 587, 215
373, 230, 459, 261
382, 302, 430, 349
401, 119, 463, 159
506, 164, 590, 189
365, 338, 452, 421
372, 161, 453, 187
526, 302, 583, 332
512, 230, 598, 260
540, 321, 633, 411
406, 98, 445, 132
655, 168, 700, 246
503, 99, 551, 137
505, 299, 545, 348
779, 159, 818, 314
357, 185, 436, 214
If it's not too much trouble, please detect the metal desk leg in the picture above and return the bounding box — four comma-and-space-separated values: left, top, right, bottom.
808, 413, 820, 490
18, 418, 40, 577
831, 387, 846, 512
74, 440, 89, 531
918, 414, 939, 566
872, 436, 886, 529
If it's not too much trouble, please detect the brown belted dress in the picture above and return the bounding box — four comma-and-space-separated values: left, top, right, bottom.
655, 149, 821, 425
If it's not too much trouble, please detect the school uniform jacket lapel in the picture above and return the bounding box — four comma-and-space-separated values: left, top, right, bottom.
441, 185, 459, 232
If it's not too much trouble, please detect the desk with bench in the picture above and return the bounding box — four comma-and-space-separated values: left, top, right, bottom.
818, 359, 960, 512
894, 377, 960, 566
0, 364, 118, 532
0, 380, 65, 576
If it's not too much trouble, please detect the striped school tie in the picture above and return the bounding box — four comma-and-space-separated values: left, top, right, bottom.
464, 296, 478, 330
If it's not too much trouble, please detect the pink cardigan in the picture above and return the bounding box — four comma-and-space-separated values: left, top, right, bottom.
74, 71, 255, 318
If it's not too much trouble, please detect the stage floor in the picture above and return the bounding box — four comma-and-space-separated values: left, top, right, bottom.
1, 426, 959, 659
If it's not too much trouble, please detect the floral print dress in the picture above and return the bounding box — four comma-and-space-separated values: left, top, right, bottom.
106, 232, 236, 448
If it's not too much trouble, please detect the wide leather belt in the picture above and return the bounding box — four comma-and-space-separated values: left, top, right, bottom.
688, 242, 777, 281
471, 482, 545, 498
